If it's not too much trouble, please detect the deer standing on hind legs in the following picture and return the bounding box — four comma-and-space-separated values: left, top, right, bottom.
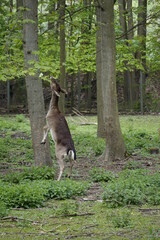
41, 77, 76, 181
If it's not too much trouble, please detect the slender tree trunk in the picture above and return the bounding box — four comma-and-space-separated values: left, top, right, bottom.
16, 0, 23, 10
96, 0, 125, 161
23, 0, 52, 167
137, 0, 147, 72
10, 0, 13, 11
87, 72, 92, 111
96, 2, 105, 138
119, 0, 128, 39
136, 0, 147, 109
70, 74, 74, 111
138, 0, 147, 72
68, 0, 74, 112
87, 0, 93, 111
48, 1, 55, 30
59, 0, 66, 113
77, 68, 81, 111
127, 0, 137, 106
118, 0, 133, 109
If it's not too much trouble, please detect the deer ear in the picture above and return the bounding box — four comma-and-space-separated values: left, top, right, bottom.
50, 76, 56, 83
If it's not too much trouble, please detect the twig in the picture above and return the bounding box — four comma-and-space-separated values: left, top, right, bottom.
71, 108, 97, 125
139, 208, 160, 212
50, 212, 94, 218
1, 216, 39, 223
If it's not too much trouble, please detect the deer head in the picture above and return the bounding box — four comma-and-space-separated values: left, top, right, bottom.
50, 77, 67, 97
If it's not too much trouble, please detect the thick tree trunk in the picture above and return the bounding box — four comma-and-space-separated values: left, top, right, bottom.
23, 0, 52, 167
59, 0, 66, 113
96, 0, 125, 161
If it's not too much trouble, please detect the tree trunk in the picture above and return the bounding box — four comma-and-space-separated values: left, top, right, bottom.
119, 0, 128, 39
59, 0, 66, 113
70, 74, 74, 111
16, 0, 23, 10
86, 0, 93, 111
23, 0, 52, 167
127, 0, 137, 106
10, 0, 13, 11
96, 0, 125, 161
96, 4, 105, 138
136, 0, 147, 110
48, 1, 55, 31
118, 0, 133, 109
137, 0, 147, 70
87, 72, 92, 111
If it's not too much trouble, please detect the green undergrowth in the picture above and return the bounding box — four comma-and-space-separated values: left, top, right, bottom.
0, 179, 90, 209
102, 169, 160, 207
120, 115, 160, 156
89, 167, 116, 182
1, 166, 55, 183
0, 115, 160, 239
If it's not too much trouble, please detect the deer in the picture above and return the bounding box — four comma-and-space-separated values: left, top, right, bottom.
41, 77, 76, 181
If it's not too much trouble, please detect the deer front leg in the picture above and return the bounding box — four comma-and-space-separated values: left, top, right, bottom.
41, 125, 49, 144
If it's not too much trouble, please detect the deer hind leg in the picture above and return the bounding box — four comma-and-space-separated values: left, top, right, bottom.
57, 156, 65, 181
68, 159, 73, 178
67, 150, 75, 178
41, 125, 49, 144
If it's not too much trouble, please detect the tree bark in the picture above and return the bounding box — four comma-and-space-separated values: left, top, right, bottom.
16, 0, 23, 11
96, 2, 105, 138
23, 0, 52, 167
118, 0, 134, 109
48, 1, 55, 31
127, 0, 137, 106
96, 0, 125, 161
136, 0, 147, 109
137, 0, 147, 72
59, 0, 66, 114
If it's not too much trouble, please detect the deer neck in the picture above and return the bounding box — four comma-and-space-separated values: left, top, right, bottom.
49, 92, 59, 110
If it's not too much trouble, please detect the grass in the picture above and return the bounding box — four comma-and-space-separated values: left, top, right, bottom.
0, 115, 159, 165
0, 114, 160, 239
0, 201, 160, 239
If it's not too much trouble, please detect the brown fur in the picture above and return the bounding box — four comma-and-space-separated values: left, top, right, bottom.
41, 77, 76, 181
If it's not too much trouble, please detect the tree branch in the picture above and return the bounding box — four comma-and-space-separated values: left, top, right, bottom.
116, 9, 160, 40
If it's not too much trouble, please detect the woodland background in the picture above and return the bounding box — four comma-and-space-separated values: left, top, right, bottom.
0, 1, 160, 239
0, 0, 160, 114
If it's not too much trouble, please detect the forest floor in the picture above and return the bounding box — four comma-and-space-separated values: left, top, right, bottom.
72, 154, 160, 201
0, 115, 160, 240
